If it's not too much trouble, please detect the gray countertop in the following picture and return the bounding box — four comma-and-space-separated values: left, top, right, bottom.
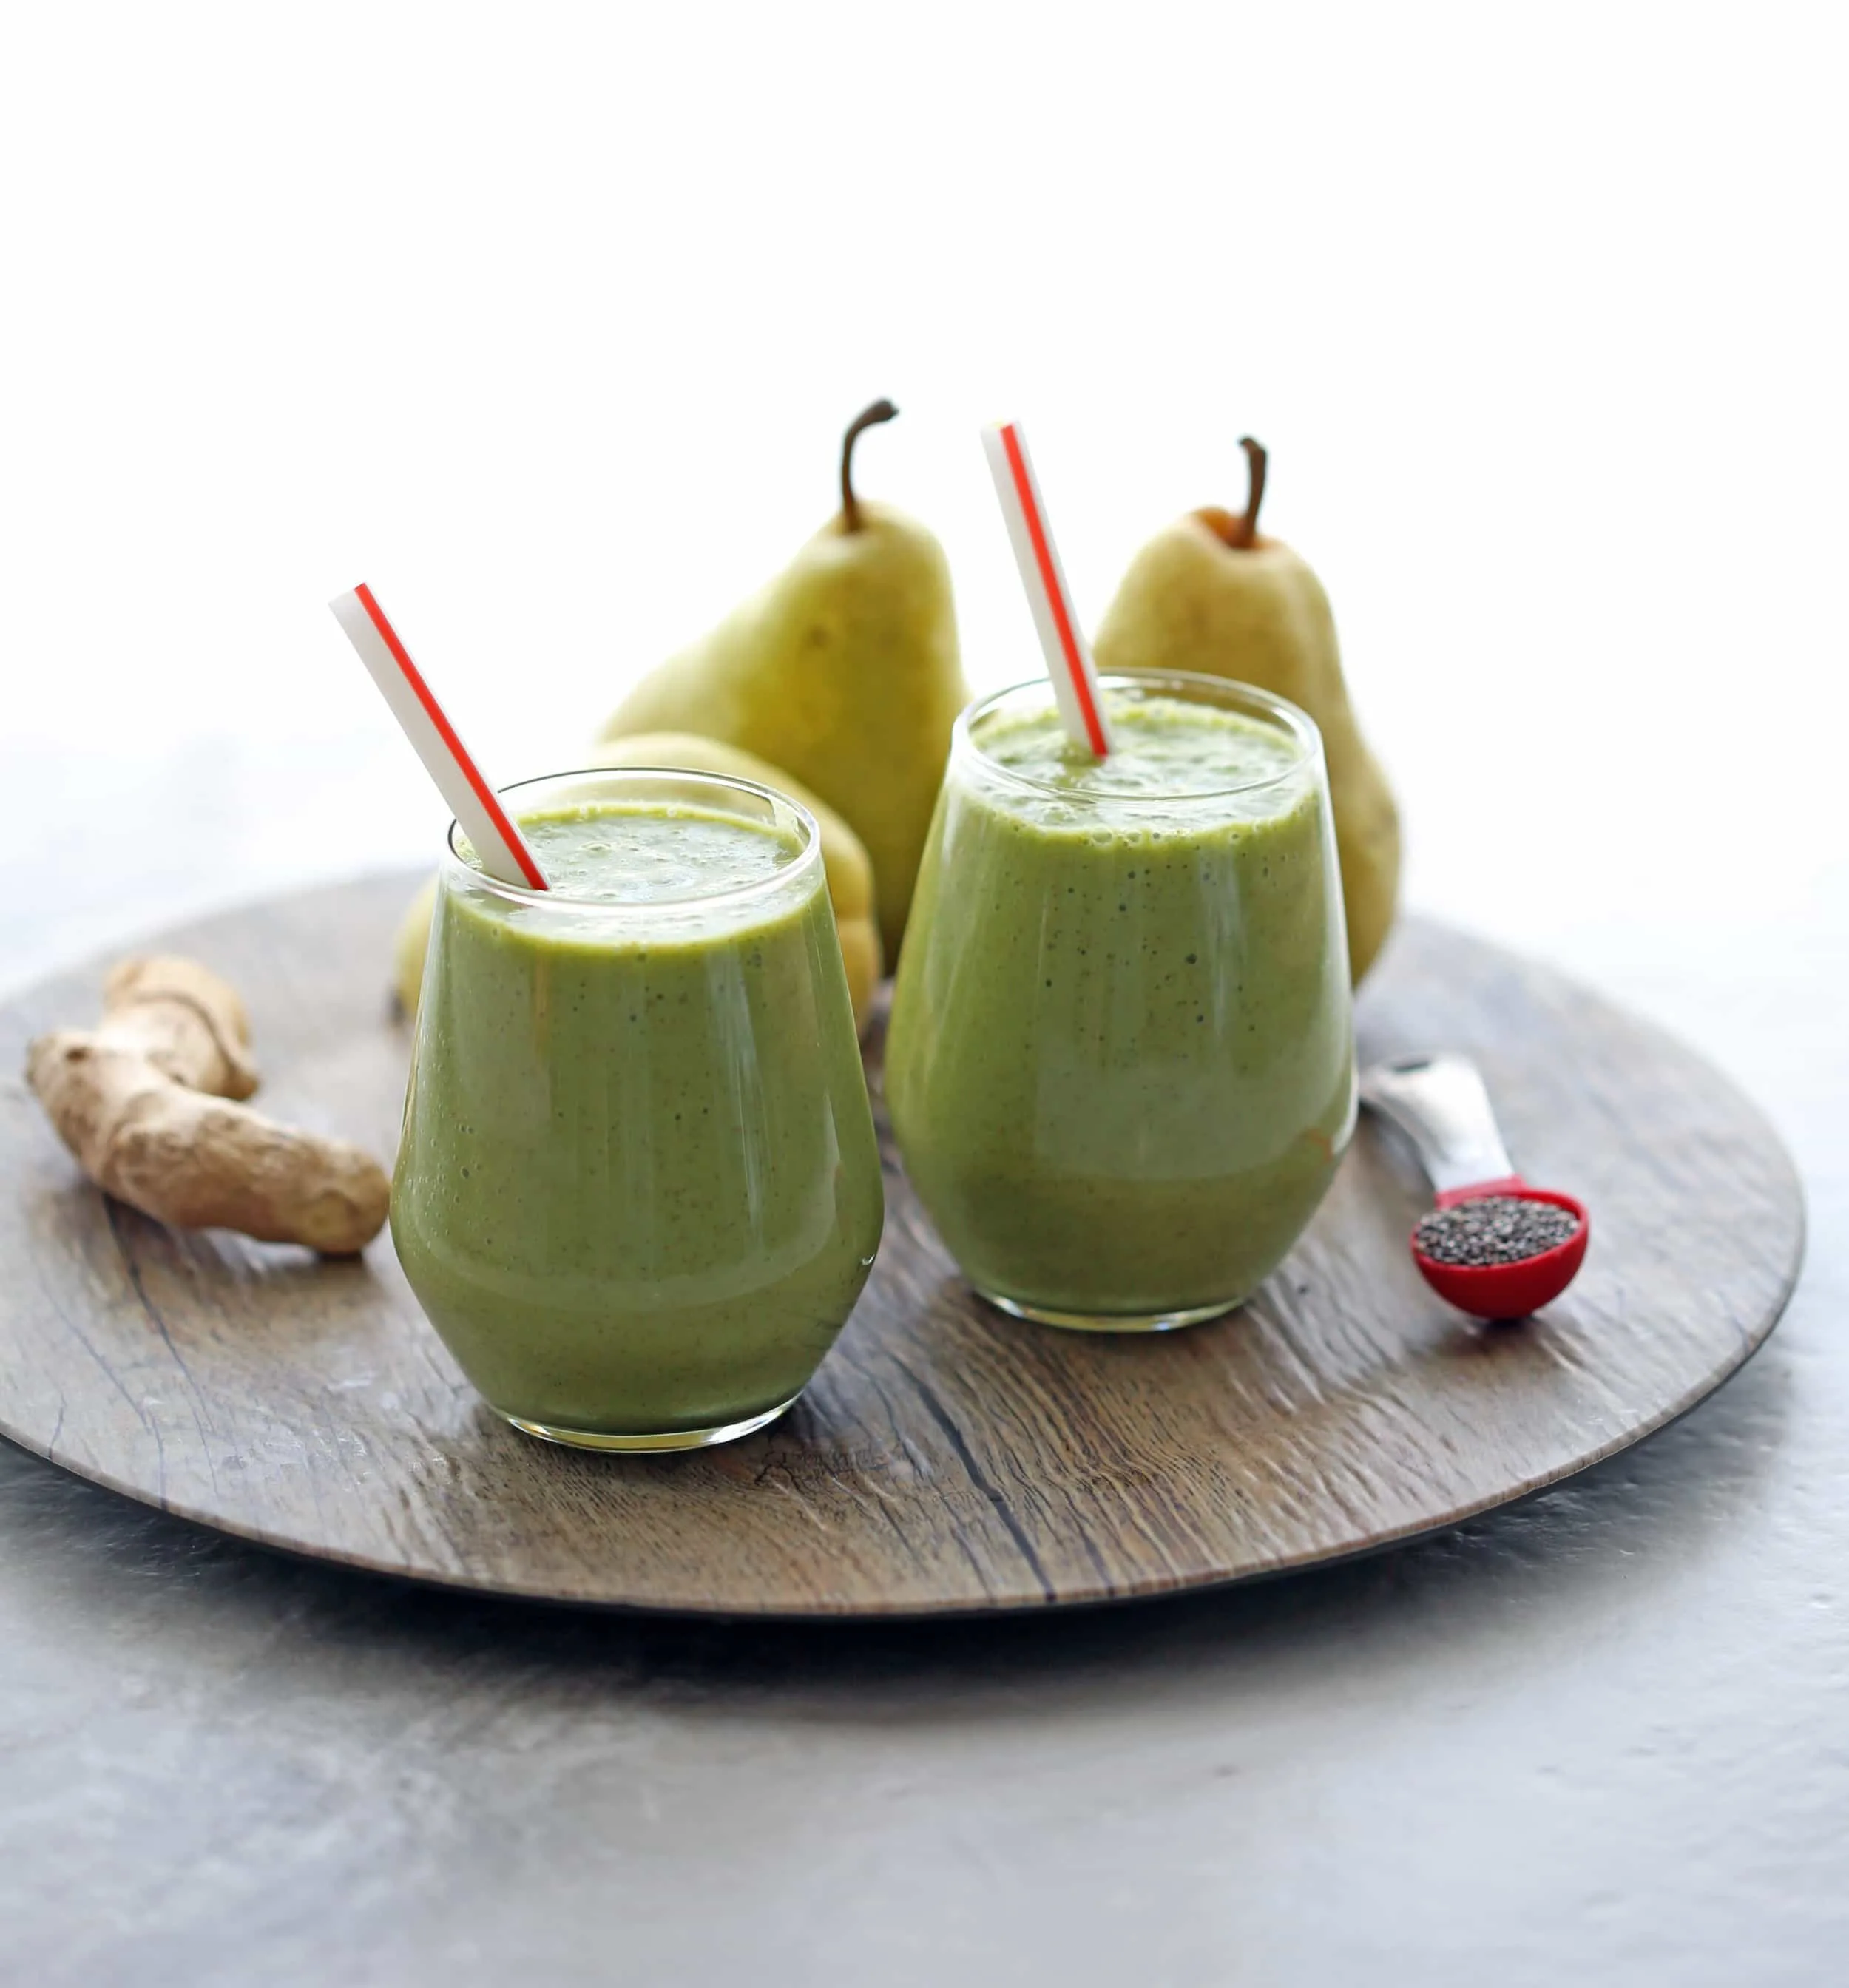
3, 737, 1845, 1987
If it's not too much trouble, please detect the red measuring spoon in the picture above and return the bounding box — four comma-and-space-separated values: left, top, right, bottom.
1359, 1055, 1589, 1319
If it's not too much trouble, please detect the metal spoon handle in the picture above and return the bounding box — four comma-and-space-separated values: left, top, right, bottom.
1358, 1054, 1518, 1196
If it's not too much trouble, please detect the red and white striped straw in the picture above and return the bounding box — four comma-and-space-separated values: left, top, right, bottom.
329, 583, 549, 891
981, 420, 1113, 756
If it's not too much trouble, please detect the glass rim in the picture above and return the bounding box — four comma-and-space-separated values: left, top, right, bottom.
956, 668, 1322, 802
440, 765, 824, 914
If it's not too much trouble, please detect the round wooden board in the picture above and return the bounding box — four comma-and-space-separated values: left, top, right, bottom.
0, 875, 1804, 1616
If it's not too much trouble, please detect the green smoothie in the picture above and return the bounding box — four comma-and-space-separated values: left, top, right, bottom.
885, 675, 1354, 1327
391, 773, 884, 1446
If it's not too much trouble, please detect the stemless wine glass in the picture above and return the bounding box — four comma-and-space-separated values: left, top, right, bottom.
885, 669, 1355, 1331
391, 767, 884, 1450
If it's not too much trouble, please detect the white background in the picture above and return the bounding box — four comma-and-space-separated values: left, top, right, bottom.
1, 2, 1845, 1064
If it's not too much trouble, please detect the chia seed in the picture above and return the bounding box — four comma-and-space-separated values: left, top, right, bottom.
1414, 1195, 1579, 1267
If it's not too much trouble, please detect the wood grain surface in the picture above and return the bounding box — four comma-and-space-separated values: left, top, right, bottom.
0, 873, 1804, 1615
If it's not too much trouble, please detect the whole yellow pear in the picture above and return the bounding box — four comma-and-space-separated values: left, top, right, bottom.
600, 401, 967, 958
390, 733, 884, 1035
1092, 439, 1402, 981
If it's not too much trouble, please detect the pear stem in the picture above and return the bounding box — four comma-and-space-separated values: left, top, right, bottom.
1230, 436, 1268, 548
840, 399, 899, 532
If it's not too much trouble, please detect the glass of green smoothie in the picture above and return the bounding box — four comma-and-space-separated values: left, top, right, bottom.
885, 670, 1355, 1332
391, 768, 885, 1450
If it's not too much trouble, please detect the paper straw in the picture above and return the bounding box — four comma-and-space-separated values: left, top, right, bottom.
329, 583, 549, 890
981, 421, 1113, 755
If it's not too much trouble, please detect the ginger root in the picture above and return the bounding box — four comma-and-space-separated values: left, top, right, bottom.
26, 955, 390, 1255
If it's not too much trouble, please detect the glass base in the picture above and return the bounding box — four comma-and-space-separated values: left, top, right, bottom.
978, 1290, 1241, 1334
501, 1392, 800, 1453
